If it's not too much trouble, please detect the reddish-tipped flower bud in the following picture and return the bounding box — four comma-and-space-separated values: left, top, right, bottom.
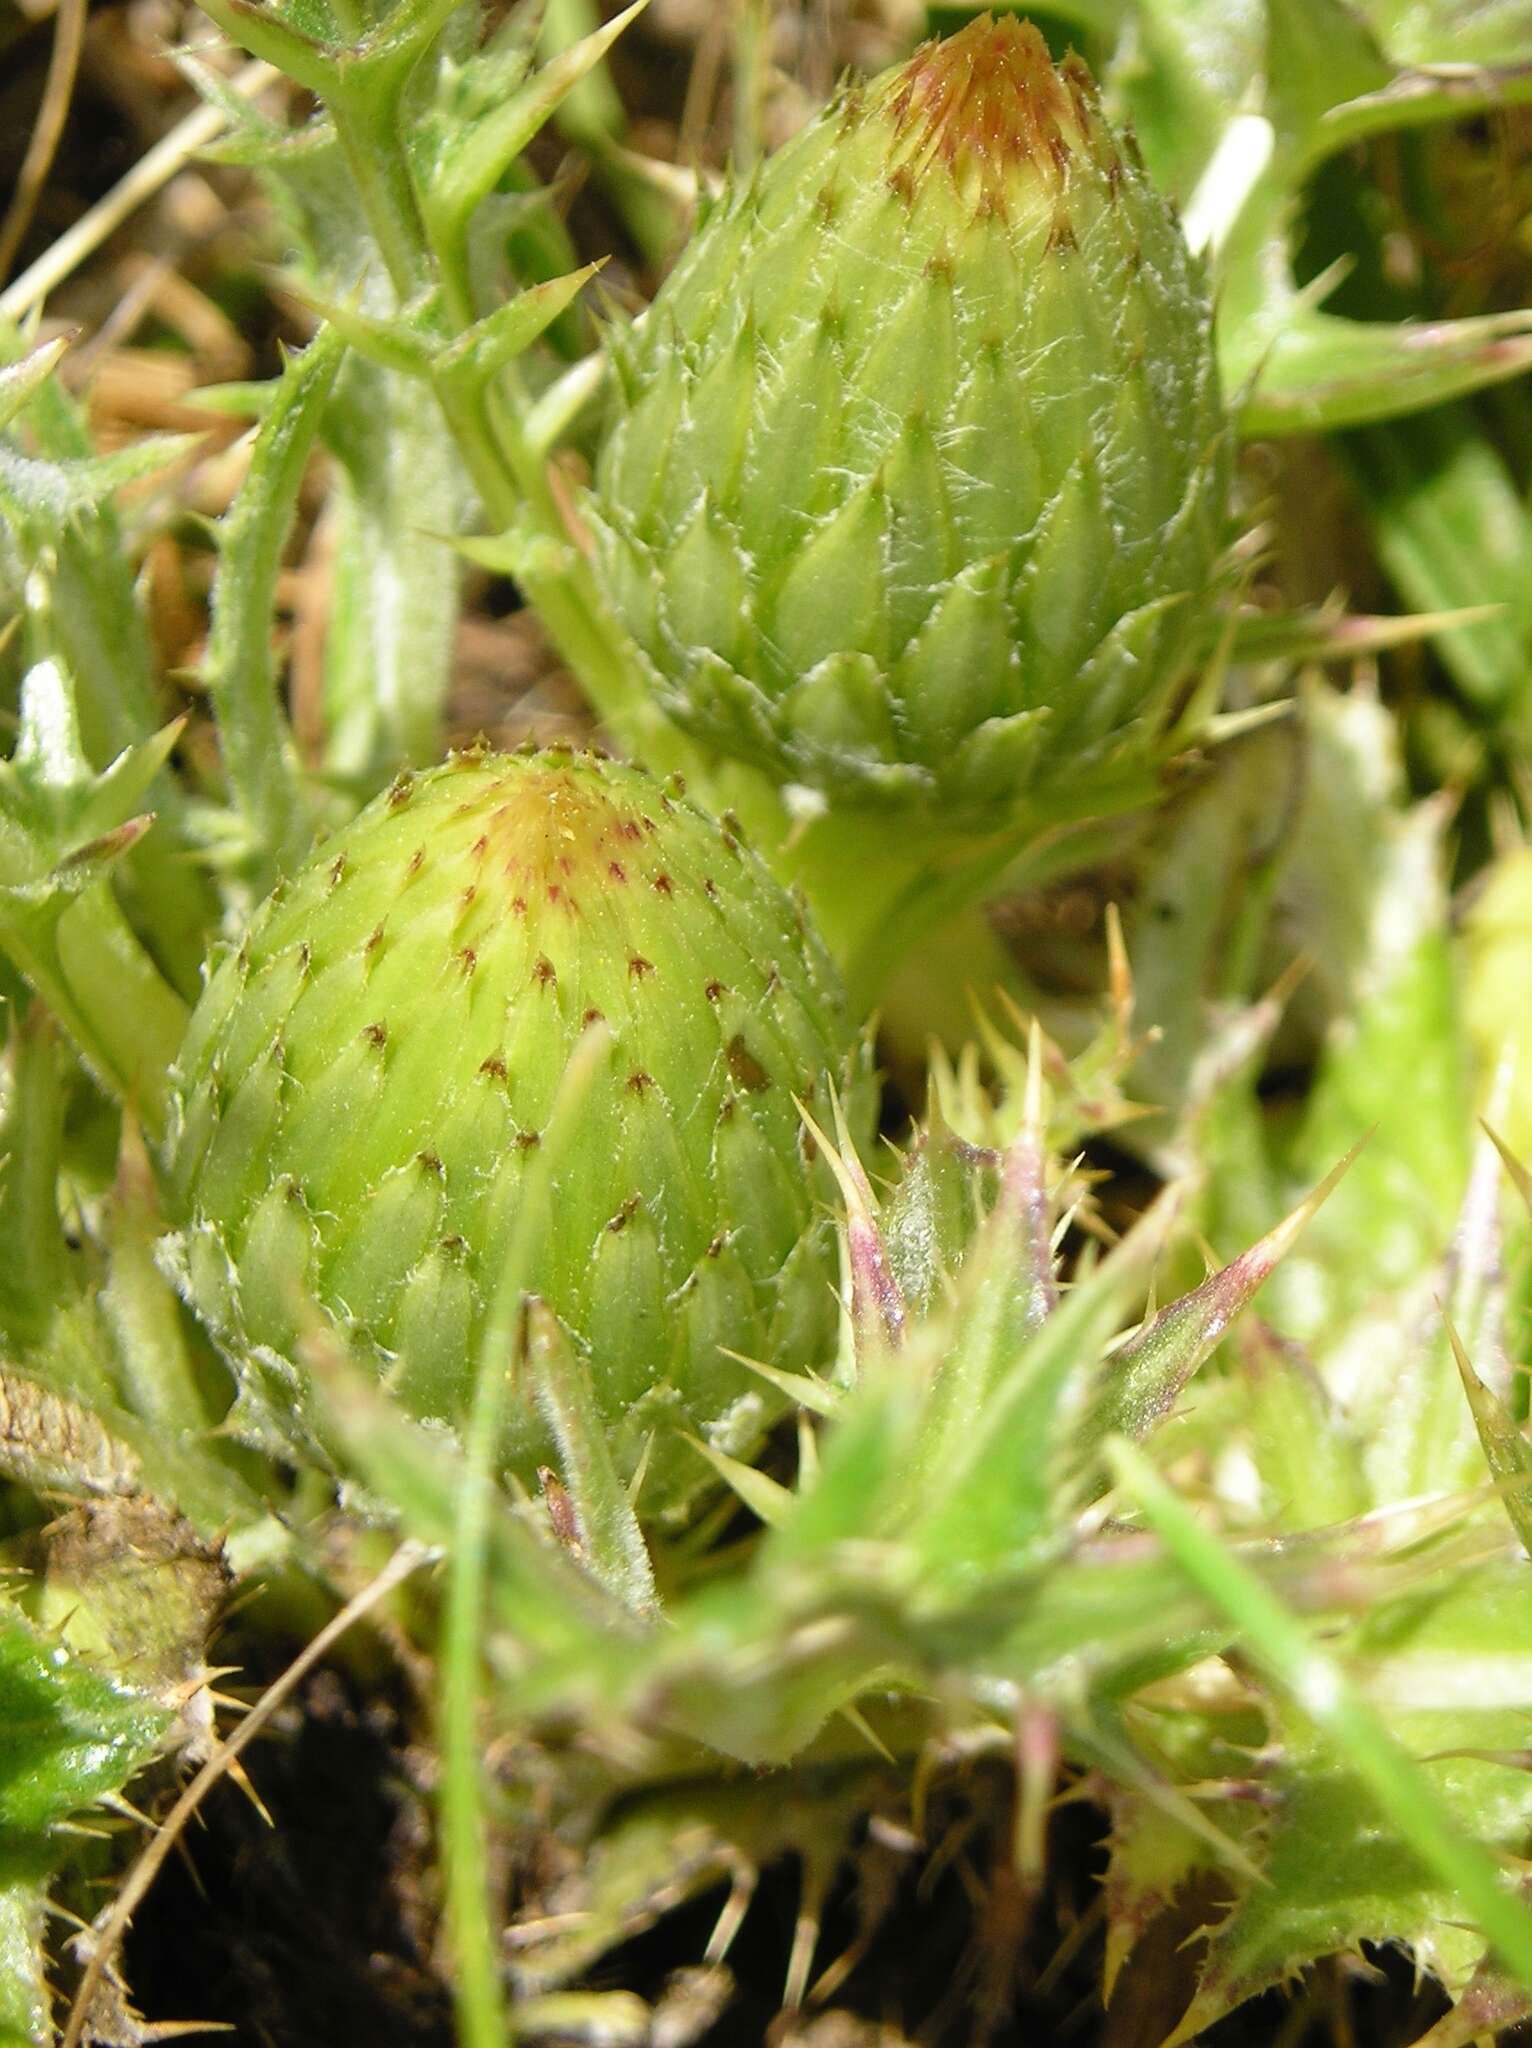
590, 16, 1230, 821
167, 751, 861, 1521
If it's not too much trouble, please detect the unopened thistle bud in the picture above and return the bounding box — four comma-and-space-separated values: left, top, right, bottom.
590, 15, 1230, 821
168, 751, 858, 1519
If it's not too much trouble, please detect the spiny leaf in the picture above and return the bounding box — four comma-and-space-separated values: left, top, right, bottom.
423, 0, 652, 240
0, 434, 199, 535
437, 264, 605, 391
1339, 408, 1532, 721
0, 1609, 166, 1836
528, 1302, 657, 1616
1087, 1143, 1358, 1451
1484, 1123, 1532, 1224
1448, 1319, 1532, 1556
192, 0, 337, 95
908, 1192, 1186, 1584
1110, 1439, 1532, 2023
727, 1351, 841, 1421
304, 1331, 633, 1662
307, 265, 604, 392
1240, 308, 1532, 437
0, 336, 70, 435
1228, 599, 1508, 668
682, 1435, 793, 1530
201, 325, 342, 889
1236, 1321, 1369, 1532
795, 1095, 904, 1362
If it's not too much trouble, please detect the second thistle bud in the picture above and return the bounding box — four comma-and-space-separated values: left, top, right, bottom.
167, 752, 860, 1522
590, 16, 1230, 822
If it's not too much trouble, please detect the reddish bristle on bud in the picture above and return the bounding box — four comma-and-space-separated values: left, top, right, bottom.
883, 14, 1095, 208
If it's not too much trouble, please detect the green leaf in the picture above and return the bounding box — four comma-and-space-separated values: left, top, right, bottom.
0, 1611, 165, 2048
1358, 0, 1532, 68
193, 0, 338, 94
202, 326, 342, 891
0, 1007, 73, 1352
1238, 307, 1532, 437
1265, 0, 1391, 162
319, 350, 464, 788
1179, 1551, 1532, 2034
909, 1191, 1182, 1586
1321, 56, 1532, 152
1235, 1321, 1369, 1531
0, 659, 189, 1132
526, 1302, 657, 1617
1449, 1319, 1532, 1556
1340, 407, 1532, 723
1275, 924, 1467, 1338
1110, 1441, 1532, 2025
0, 1606, 165, 1836
437, 265, 604, 390
1088, 1148, 1353, 1449
0, 434, 197, 534
0, 357, 216, 994
422, 0, 651, 255
0, 339, 70, 436
0, 1869, 50, 2048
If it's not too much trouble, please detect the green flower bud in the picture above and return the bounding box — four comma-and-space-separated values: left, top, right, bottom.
589, 15, 1231, 822
167, 750, 859, 1520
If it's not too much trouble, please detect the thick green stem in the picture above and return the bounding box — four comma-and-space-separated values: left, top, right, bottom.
770, 810, 1048, 1019
329, 82, 437, 301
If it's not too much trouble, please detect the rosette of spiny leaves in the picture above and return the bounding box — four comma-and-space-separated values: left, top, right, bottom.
588, 17, 1232, 855
298, 967, 1532, 2042
1076, 694, 1532, 2042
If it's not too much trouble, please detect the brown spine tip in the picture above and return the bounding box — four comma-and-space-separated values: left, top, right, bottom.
883, 14, 1085, 211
